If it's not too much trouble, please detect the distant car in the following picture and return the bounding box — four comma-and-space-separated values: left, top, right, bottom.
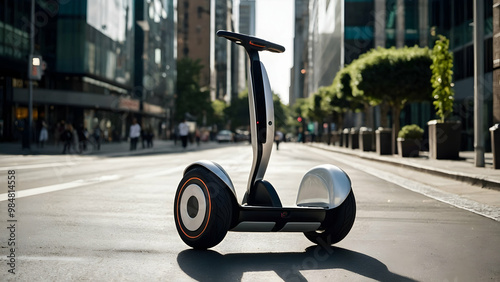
234, 129, 250, 142
216, 130, 234, 143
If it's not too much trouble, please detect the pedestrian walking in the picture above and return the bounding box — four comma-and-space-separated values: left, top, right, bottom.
195, 128, 201, 146
77, 125, 88, 152
61, 124, 73, 154
178, 119, 189, 149
71, 124, 80, 153
38, 122, 48, 148
146, 126, 154, 148
93, 126, 101, 150
55, 121, 65, 146
129, 118, 141, 150
275, 130, 283, 150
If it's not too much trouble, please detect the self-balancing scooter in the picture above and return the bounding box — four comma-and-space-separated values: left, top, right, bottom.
174, 30, 356, 249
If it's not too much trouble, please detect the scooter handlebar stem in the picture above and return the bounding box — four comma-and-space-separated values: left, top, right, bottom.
217, 30, 282, 203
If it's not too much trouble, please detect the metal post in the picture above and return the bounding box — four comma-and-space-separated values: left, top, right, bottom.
474, 0, 485, 167
28, 0, 35, 149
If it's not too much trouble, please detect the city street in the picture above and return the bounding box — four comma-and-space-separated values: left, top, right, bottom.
1, 143, 500, 281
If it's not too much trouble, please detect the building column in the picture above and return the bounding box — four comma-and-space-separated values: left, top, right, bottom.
396, 0, 405, 48
374, 0, 386, 48
494, 1, 500, 124
474, 0, 485, 167
419, 0, 429, 47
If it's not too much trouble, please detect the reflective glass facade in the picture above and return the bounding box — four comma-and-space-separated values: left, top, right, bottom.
0, 0, 177, 142
0, 1, 30, 62
55, 0, 134, 89
344, 0, 374, 64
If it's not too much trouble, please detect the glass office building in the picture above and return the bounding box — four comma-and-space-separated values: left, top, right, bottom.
0, 0, 177, 143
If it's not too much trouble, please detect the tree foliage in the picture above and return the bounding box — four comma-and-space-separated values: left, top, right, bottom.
210, 99, 227, 127
430, 35, 454, 122
175, 58, 213, 123
273, 93, 290, 131
224, 89, 249, 130
351, 46, 433, 109
225, 89, 290, 131
348, 46, 433, 153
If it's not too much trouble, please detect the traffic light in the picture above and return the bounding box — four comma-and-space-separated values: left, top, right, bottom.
297, 116, 302, 123
28, 55, 44, 81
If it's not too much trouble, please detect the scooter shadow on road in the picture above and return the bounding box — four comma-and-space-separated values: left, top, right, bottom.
177, 245, 417, 281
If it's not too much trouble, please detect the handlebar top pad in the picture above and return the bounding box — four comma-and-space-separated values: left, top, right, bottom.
217, 30, 285, 53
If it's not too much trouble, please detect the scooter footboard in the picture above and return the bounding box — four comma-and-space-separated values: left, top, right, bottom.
296, 164, 352, 209
231, 206, 325, 232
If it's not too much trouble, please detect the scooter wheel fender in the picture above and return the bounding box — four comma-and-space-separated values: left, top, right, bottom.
174, 167, 233, 249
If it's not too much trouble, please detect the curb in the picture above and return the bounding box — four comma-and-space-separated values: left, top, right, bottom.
308, 143, 500, 191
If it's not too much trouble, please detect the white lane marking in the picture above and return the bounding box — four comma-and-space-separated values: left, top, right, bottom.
0, 162, 77, 171
133, 166, 184, 179
0, 165, 186, 201
15, 256, 86, 262
331, 154, 500, 222
0, 175, 121, 201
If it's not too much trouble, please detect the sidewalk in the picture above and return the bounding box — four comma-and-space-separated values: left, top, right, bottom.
309, 142, 500, 191
0, 139, 222, 158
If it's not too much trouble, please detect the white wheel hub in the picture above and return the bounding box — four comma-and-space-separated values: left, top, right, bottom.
180, 184, 207, 231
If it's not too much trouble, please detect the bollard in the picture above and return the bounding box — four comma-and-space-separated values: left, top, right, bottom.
349, 128, 359, 150
342, 128, 350, 148
359, 127, 374, 152
375, 127, 392, 155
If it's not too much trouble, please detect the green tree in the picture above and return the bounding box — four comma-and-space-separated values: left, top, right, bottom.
351, 46, 433, 153
430, 35, 454, 122
329, 65, 365, 128
292, 98, 309, 142
210, 99, 227, 127
273, 93, 289, 132
175, 58, 213, 124
225, 89, 290, 133
225, 89, 250, 130
292, 98, 309, 124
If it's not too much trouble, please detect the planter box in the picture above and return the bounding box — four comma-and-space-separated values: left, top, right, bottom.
349, 128, 359, 149
342, 128, 349, 148
359, 128, 374, 152
397, 138, 421, 157
375, 128, 392, 155
427, 120, 461, 160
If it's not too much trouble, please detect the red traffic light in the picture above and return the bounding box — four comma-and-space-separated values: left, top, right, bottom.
297, 117, 302, 122
28, 55, 44, 81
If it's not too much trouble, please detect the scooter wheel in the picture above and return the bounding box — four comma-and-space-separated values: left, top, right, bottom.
304, 190, 356, 245
174, 167, 233, 249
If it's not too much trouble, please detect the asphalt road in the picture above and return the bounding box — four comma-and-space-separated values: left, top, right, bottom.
1, 143, 499, 281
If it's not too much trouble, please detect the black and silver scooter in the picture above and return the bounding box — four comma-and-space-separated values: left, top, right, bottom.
174, 30, 356, 249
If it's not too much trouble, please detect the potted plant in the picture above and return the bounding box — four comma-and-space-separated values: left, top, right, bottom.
428, 35, 461, 159
397, 124, 424, 157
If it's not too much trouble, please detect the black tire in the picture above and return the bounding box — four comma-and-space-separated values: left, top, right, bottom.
174, 167, 233, 249
304, 190, 356, 246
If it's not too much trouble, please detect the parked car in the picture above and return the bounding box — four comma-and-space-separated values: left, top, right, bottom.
216, 130, 234, 143
234, 129, 250, 142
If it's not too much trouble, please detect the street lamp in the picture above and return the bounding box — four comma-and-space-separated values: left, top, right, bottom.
474, 0, 485, 167
27, 0, 35, 149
